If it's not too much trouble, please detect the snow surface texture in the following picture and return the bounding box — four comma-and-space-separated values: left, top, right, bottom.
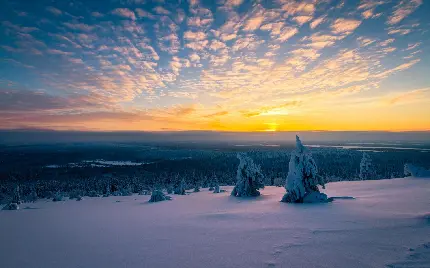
1, 178, 429, 268
282, 136, 327, 203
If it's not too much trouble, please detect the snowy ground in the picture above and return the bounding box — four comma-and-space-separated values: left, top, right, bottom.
1, 178, 429, 268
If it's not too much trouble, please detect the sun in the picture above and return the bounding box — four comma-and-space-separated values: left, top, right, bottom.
264, 122, 279, 132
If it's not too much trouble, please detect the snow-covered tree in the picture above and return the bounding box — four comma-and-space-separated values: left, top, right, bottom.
231, 153, 265, 197
359, 152, 374, 180
27, 188, 38, 203
103, 185, 111, 197
193, 183, 200, 192
209, 175, 218, 191
213, 184, 221, 193
174, 178, 186, 195
149, 189, 171, 202
281, 136, 327, 203
12, 185, 21, 204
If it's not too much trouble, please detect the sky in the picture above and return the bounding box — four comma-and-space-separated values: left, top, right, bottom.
0, 0, 429, 132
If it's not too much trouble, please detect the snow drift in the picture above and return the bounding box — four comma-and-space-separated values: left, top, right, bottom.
1, 177, 429, 268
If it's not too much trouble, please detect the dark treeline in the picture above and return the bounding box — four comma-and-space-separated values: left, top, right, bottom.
1, 142, 429, 203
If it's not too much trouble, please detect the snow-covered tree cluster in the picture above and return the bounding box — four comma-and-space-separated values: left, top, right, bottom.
281, 136, 328, 203
231, 153, 265, 197
149, 189, 171, 203
359, 152, 374, 180
404, 164, 430, 178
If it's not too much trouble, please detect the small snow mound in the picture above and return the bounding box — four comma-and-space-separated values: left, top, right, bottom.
302, 192, 331, 203
2, 203, 19, 210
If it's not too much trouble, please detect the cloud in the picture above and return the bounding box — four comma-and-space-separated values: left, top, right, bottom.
184, 31, 206, 41
282, 2, 315, 16
331, 18, 362, 34
63, 22, 94, 32
153, 6, 170, 15
243, 15, 264, 31
46, 7, 62, 16
112, 8, 136, 20
209, 40, 227, 51
293, 16, 312, 26
387, 0, 422, 25
381, 88, 430, 106
185, 40, 209, 51
388, 28, 411, 35
278, 27, 298, 42
0, 89, 109, 112
241, 101, 302, 117
91, 12, 104, 18
374, 59, 420, 78
203, 111, 229, 118
47, 49, 73, 56
1, 0, 428, 131
310, 16, 326, 29
135, 8, 155, 19
224, 0, 244, 7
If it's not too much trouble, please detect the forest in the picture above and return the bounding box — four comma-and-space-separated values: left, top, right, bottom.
1, 141, 429, 204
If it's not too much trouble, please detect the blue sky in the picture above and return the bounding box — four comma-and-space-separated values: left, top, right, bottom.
0, 0, 429, 131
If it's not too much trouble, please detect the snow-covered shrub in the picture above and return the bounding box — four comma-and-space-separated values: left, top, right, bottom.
149, 189, 172, 203
174, 179, 186, 195
404, 164, 430, 177
2, 203, 19, 210
213, 184, 225, 193
139, 190, 150, 195
231, 153, 265, 197
112, 191, 122, 196
281, 136, 327, 203
120, 186, 133, 196
87, 190, 99, 197
359, 152, 374, 180
52, 192, 64, 202
69, 189, 84, 199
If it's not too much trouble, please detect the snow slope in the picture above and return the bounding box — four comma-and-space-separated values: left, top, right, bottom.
1, 177, 429, 268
